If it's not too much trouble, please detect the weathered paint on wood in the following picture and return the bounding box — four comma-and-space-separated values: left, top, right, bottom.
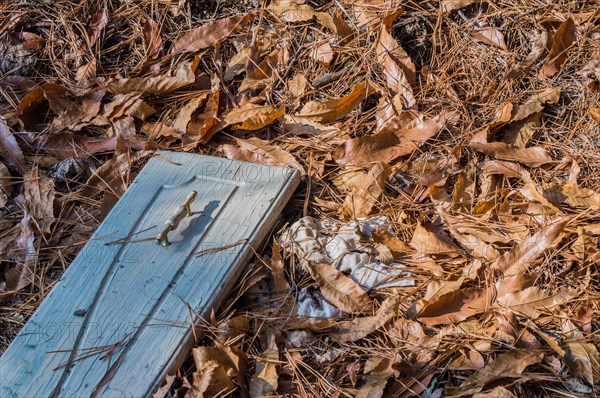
0, 151, 300, 397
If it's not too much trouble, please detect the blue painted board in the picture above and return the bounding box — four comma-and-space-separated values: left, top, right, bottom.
0, 151, 300, 397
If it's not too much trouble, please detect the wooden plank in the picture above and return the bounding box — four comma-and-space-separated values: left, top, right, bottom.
0, 151, 300, 397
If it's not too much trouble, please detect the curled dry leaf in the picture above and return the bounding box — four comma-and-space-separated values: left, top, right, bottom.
222, 137, 304, 173
2, 212, 35, 296
563, 342, 600, 386
331, 294, 401, 342
108, 59, 198, 94
171, 91, 209, 133
23, 170, 55, 235
442, 0, 483, 12
171, 12, 256, 54
409, 223, 459, 255
445, 350, 544, 397
310, 42, 334, 66
268, 0, 336, 32
298, 83, 371, 123
491, 218, 568, 276
75, 58, 97, 87
542, 183, 600, 210
507, 29, 549, 80
471, 24, 507, 50
305, 262, 371, 314
224, 103, 285, 131
540, 18, 577, 78
470, 142, 553, 167
140, 18, 164, 75
335, 111, 452, 166
80, 8, 108, 55
377, 25, 416, 109
249, 333, 279, 398
341, 162, 391, 219
0, 115, 26, 175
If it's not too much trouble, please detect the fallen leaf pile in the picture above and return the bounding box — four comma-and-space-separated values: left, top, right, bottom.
1, 0, 599, 396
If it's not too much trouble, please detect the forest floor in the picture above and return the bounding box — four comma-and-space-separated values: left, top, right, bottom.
1, 0, 599, 397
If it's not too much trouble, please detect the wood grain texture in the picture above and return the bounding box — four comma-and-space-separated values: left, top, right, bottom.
0, 151, 300, 397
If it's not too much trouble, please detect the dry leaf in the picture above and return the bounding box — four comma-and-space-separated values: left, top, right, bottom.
305, 262, 371, 314
222, 137, 304, 173
224, 103, 285, 130
491, 218, 568, 276
0, 115, 26, 175
542, 183, 600, 210
23, 169, 55, 235
298, 83, 370, 123
342, 162, 391, 218
108, 59, 198, 94
442, 0, 482, 12
471, 24, 507, 50
409, 223, 458, 255
371, 229, 412, 258
495, 286, 574, 318
310, 42, 333, 66
249, 332, 279, 398
75, 58, 97, 87
172, 92, 209, 133
171, 12, 256, 54
540, 18, 577, 78
335, 112, 452, 166
470, 142, 553, 167
507, 29, 549, 79
80, 8, 108, 55
140, 18, 164, 75
268, 0, 336, 32
331, 294, 401, 342
2, 212, 35, 295
563, 342, 600, 386
377, 25, 416, 109
446, 350, 543, 397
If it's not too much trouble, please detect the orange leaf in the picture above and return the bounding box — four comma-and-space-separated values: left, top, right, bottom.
540, 18, 576, 78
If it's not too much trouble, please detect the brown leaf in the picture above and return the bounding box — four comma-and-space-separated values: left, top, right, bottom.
331, 294, 401, 342
298, 83, 370, 123
0, 114, 26, 175
540, 18, 577, 78
23, 169, 55, 235
305, 262, 371, 314
376, 25, 416, 109
471, 24, 507, 50
75, 58, 97, 87
268, 0, 336, 32
310, 42, 333, 66
342, 162, 391, 218
249, 332, 279, 398
171, 13, 256, 54
356, 378, 387, 398
335, 111, 452, 166
470, 142, 553, 167
563, 342, 600, 386
491, 218, 568, 276
495, 286, 575, 318
507, 29, 549, 80
270, 240, 290, 294
172, 91, 209, 133
542, 183, 600, 210
417, 274, 533, 325
442, 0, 482, 12
495, 309, 541, 350
2, 212, 35, 295
141, 18, 163, 75
409, 223, 458, 255
222, 137, 304, 173
80, 8, 108, 54
445, 350, 544, 397
224, 103, 285, 131
371, 229, 413, 258
108, 59, 198, 94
